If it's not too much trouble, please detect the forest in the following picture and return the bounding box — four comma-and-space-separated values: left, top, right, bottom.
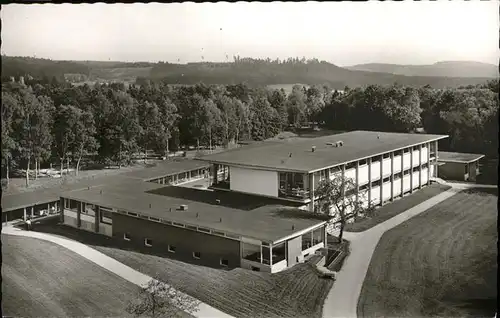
1, 75, 498, 185
2, 56, 493, 89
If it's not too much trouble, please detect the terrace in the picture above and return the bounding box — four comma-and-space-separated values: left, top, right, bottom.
278, 172, 310, 200
241, 225, 325, 273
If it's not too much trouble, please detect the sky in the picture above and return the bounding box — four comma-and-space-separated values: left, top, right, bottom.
1, 1, 498, 66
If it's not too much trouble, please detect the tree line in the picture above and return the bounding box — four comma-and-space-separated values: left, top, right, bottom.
147, 57, 493, 89
1, 76, 498, 187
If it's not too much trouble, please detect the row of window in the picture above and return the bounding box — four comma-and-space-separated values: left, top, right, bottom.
315, 144, 431, 178
357, 164, 430, 191
124, 234, 230, 266
64, 199, 114, 225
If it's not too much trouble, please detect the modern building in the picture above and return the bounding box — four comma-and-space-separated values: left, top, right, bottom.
196, 131, 449, 222
437, 151, 485, 182
60, 182, 328, 273
10, 131, 485, 274
2, 159, 210, 223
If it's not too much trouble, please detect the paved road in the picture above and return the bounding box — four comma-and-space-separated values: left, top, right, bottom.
322, 182, 495, 318
2, 226, 233, 318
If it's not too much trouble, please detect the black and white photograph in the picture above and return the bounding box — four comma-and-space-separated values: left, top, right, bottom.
1, 1, 498, 318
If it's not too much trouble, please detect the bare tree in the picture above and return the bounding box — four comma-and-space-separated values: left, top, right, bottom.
315, 170, 372, 243
126, 274, 199, 318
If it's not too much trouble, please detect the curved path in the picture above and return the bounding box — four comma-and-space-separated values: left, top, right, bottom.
322, 182, 496, 318
2, 226, 233, 318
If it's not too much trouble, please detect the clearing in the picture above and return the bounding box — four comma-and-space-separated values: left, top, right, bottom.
32, 224, 333, 318
2, 234, 140, 318
357, 187, 498, 318
345, 183, 451, 232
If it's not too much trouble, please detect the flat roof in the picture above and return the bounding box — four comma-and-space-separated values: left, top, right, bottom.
2, 159, 209, 213
438, 151, 485, 164
121, 159, 209, 181
1, 175, 131, 213
61, 183, 327, 243
197, 130, 448, 173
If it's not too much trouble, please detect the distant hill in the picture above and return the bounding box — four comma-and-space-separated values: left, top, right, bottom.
1, 56, 494, 89
345, 61, 498, 78
147, 59, 493, 89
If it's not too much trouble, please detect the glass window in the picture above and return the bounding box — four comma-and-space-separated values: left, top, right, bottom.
100, 208, 113, 225
168, 245, 176, 253
312, 227, 324, 246
359, 159, 367, 166
262, 245, 270, 265
242, 242, 261, 263
346, 162, 356, 170
145, 238, 152, 247
123, 233, 131, 241
302, 232, 313, 250
69, 199, 79, 211
220, 259, 229, 267
193, 252, 201, 259
84, 204, 96, 216
272, 242, 286, 264
465, 164, 469, 174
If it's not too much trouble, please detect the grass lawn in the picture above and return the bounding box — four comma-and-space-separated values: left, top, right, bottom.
345, 183, 451, 232
357, 187, 498, 318
1, 234, 141, 318
33, 224, 333, 318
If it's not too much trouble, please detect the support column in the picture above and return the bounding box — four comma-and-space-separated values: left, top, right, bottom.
309, 173, 315, 212
355, 161, 360, 204
60, 198, 65, 223
23, 207, 27, 221
31, 206, 34, 218
323, 225, 328, 247
390, 152, 395, 201
95, 206, 100, 233
77, 201, 82, 228
419, 144, 423, 189
410, 147, 414, 193
427, 142, 431, 185
401, 149, 404, 197
47, 203, 50, 215
367, 157, 372, 207
270, 245, 273, 266
213, 164, 218, 186
379, 155, 383, 206
434, 141, 439, 178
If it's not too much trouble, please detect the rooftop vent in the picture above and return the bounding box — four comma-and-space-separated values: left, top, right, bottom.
289, 153, 292, 158
196, 212, 199, 218
292, 225, 295, 230
149, 203, 152, 208
179, 204, 188, 211
169, 208, 172, 212
377, 135, 380, 139
281, 159, 286, 164
219, 217, 222, 223
337, 140, 344, 147
312, 146, 316, 152
100, 190, 102, 194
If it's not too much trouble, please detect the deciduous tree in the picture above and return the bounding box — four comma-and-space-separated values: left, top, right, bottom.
126, 275, 199, 318
315, 172, 371, 243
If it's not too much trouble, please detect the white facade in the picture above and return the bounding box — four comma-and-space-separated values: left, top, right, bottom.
230, 166, 279, 197
358, 164, 369, 185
